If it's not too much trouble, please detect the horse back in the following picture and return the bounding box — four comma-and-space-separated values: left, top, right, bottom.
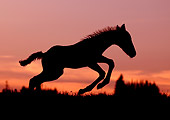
42, 45, 101, 68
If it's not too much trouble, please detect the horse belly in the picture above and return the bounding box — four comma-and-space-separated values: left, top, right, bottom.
62, 49, 99, 68
61, 54, 89, 68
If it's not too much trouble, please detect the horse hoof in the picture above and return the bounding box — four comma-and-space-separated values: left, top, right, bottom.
97, 83, 103, 89
78, 89, 85, 95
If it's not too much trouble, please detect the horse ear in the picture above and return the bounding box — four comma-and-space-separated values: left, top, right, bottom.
121, 24, 126, 30
116, 25, 120, 30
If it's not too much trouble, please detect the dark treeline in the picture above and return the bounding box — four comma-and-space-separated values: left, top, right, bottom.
1, 75, 170, 106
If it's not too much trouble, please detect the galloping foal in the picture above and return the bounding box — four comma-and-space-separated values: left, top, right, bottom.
19, 24, 136, 94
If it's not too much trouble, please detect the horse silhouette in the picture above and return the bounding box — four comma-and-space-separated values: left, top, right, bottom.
19, 24, 136, 94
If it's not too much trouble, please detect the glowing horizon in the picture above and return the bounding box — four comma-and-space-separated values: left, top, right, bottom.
0, 58, 170, 94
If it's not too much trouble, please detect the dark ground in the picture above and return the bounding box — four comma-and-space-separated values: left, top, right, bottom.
1, 75, 170, 108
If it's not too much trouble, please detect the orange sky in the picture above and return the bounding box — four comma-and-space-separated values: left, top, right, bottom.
0, 0, 170, 94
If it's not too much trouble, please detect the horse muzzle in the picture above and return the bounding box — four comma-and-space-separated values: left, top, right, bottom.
129, 51, 136, 58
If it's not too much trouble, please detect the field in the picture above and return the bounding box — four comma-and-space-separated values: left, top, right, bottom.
1, 75, 170, 107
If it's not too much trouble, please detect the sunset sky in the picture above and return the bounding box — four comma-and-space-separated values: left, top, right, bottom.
0, 0, 170, 94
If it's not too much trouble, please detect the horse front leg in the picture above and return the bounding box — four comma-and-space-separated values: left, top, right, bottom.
78, 63, 105, 95
97, 56, 115, 89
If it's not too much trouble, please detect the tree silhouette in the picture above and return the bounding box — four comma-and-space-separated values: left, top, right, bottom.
114, 75, 160, 97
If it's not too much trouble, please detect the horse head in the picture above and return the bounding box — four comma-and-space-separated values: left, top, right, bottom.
116, 24, 136, 58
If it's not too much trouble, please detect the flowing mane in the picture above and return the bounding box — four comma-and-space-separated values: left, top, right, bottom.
81, 26, 117, 41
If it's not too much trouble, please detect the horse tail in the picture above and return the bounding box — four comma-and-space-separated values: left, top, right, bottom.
19, 51, 44, 66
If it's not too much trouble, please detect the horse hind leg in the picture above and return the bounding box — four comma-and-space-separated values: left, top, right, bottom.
29, 68, 64, 91
29, 72, 44, 91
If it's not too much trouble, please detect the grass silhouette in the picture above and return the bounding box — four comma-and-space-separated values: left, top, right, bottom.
1, 75, 170, 106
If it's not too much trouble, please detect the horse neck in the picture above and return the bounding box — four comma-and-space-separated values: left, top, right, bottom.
75, 31, 117, 54
91, 34, 116, 54
99, 32, 118, 52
